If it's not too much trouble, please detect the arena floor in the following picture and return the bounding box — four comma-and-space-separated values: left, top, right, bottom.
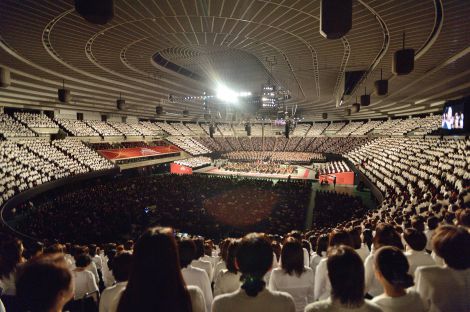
194, 165, 317, 180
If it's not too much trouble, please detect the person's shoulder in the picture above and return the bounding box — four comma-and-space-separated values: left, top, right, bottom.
269, 289, 295, 304
304, 299, 332, 311
415, 264, 446, 276
187, 285, 204, 298
364, 300, 383, 312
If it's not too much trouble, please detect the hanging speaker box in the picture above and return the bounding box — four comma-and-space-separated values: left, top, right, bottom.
374, 79, 388, 96
183, 109, 189, 117
361, 94, 371, 106
156, 106, 163, 115
116, 99, 126, 110
58, 88, 70, 103
393, 49, 415, 75
352, 103, 360, 113
320, 0, 352, 39
322, 113, 328, 119
75, 0, 114, 25
345, 108, 351, 116
0, 67, 11, 88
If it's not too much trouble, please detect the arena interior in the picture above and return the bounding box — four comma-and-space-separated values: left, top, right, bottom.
0, 1, 469, 312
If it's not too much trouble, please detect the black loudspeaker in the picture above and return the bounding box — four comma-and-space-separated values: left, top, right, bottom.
209, 124, 215, 138
156, 106, 163, 115
345, 108, 351, 116
116, 99, 125, 110
320, 0, 352, 39
0, 67, 11, 88
246, 123, 251, 136
352, 103, 360, 113
285, 121, 290, 138
183, 109, 189, 117
361, 94, 371, 106
374, 79, 388, 96
58, 88, 70, 103
322, 113, 328, 120
393, 49, 414, 75
75, 0, 114, 25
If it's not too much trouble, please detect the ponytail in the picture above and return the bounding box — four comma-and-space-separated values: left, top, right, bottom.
241, 274, 265, 297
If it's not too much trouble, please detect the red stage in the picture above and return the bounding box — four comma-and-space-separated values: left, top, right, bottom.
170, 163, 193, 175
98, 145, 180, 160
319, 171, 355, 185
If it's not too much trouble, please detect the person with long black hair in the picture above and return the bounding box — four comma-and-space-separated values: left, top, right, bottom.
212, 233, 295, 312
115, 227, 205, 312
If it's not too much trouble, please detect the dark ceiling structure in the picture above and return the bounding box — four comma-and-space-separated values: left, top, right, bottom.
0, 0, 469, 120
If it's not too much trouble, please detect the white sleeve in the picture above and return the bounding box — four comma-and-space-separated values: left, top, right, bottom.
201, 272, 213, 312
268, 270, 278, 291
364, 254, 375, 294
314, 260, 327, 301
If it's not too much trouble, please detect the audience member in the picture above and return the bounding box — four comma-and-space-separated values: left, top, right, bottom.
99, 252, 132, 312
402, 228, 435, 275
214, 239, 241, 296
212, 233, 295, 312
116, 227, 205, 312
372, 246, 427, 312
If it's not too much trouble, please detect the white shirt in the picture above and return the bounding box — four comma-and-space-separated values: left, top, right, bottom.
212, 287, 295, 312
99, 281, 127, 312
213, 260, 227, 283
305, 297, 382, 312
415, 265, 470, 312
424, 229, 435, 251
364, 253, 383, 297
192, 259, 213, 282
314, 258, 330, 301
0, 272, 16, 296
371, 289, 427, 312
214, 270, 241, 296
269, 267, 314, 312
73, 270, 99, 300
0, 298, 5, 312
404, 249, 435, 276
181, 265, 213, 312
356, 244, 370, 262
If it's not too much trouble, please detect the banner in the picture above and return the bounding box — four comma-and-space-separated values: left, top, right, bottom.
170, 163, 193, 174
98, 146, 180, 160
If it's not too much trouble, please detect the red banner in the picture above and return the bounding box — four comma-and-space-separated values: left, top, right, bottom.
98, 146, 180, 160
319, 171, 354, 185
170, 163, 193, 175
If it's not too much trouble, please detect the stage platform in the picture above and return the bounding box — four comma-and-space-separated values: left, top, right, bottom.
194, 165, 317, 180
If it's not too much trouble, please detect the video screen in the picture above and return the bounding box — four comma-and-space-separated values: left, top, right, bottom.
441, 102, 464, 130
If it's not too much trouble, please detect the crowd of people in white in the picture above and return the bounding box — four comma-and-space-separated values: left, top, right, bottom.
222, 151, 322, 163
167, 137, 212, 155
54, 119, 100, 137
347, 137, 470, 197
0, 114, 36, 138
175, 156, 212, 168
0, 139, 114, 207
13, 113, 57, 129
317, 161, 351, 175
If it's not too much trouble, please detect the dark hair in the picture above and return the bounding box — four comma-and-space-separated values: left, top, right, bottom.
375, 246, 414, 289
457, 209, 470, 227
373, 223, 404, 250
112, 252, 132, 282
348, 227, 362, 249
88, 244, 98, 257
16, 254, 72, 312
327, 246, 364, 306
0, 237, 23, 278
363, 229, 373, 250
328, 229, 352, 249
124, 240, 134, 251
403, 228, 427, 251
316, 234, 329, 256
427, 216, 439, 230
225, 239, 240, 274
302, 239, 311, 255
178, 239, 196, 268
237, 233, 272, 297
74, 254, 92, 268
433, 225, 470, 270
117, 227, 192, 312
281, 238, 305, 277
193, 238, 205, 259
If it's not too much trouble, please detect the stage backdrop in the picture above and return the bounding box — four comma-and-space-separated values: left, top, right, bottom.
319, 171, 354, 185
